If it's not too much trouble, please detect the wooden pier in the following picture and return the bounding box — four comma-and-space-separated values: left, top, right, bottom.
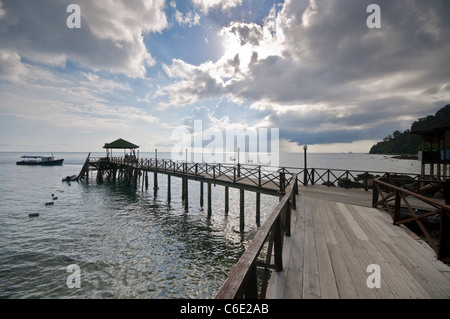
76, 154, 296, 231
216, 180, 450, 299
265, 189, 450, 299
75, 153, 450, 299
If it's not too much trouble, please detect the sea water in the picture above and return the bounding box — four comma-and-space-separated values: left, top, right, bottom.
0, 152, 420, 298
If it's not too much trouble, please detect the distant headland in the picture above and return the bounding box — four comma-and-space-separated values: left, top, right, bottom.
369, 104, 450, 157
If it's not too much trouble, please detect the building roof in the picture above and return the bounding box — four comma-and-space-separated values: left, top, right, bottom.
411, 117, 450, 135
103, 138, 139, 149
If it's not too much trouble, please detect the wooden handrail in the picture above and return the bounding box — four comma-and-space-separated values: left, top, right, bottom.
107, 157, 296, 194
215, 174, 298, 299
372, 178, 450, 263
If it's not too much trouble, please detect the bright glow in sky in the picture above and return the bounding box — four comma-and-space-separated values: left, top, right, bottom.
0, 0, 449, 153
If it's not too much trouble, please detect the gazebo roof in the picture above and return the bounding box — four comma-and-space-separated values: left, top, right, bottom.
412, 117, 450, 135
103, 138, 139, 149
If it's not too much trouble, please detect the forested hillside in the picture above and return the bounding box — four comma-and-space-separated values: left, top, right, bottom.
369, 104, 450, 155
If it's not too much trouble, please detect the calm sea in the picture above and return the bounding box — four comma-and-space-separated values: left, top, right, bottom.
0, 152, 421, 299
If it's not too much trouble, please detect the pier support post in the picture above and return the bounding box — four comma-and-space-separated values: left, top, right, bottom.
167, 175, 171, 204
154, 172, 158, 195
184, 179, 189, 211
134, 169, 138, 188
200, 182, 204, 207
207, 183, 212, 216
145, 172, 148, 189
225, 186, 229, 215
182, 178, 185, 201
240, 188, 245, 233
256, 192, 261, 227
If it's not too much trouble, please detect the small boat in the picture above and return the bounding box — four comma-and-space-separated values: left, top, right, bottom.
16, 155, 64, 166
62, 175, 77, 182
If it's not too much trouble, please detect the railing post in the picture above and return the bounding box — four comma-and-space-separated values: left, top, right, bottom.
280, 171, 286, 193
311, 169, 315, 185
393, 191, 401, 224
285, 198, 291, 237
438, 209, 450, 262
273, 217, 283, 271
364, 172, 369, 191
258, 166, 262, 188
372, 181, 379, 207
245, 263, 258, 299
327, 170, 330, 187
345, 171, 349, 189
444, 179, 450, 205
303, 168, 308, 186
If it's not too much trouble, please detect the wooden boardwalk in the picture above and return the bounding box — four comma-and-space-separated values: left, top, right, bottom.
266, 188, 450, 299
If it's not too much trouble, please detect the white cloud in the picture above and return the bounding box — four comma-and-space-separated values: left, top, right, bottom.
156, 0, 450, 150
0, 1, 5, 19
192, 0, 244, 13
175, 10, 201, 27
0, 0, 168, 79
0, 50, 28, 82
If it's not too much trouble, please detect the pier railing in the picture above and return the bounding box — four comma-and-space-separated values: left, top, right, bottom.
91, 156, 445, 196
215, 174, 299, 299
108, 157, 297, 194
372, 178, 450, 263
303, 168, 442, 193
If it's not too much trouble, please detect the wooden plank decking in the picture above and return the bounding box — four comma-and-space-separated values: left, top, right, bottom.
266, 189, 450, 299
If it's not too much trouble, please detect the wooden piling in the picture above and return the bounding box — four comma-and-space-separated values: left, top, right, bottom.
167, 175, 171, 204
145, 171, 148, 189
208, 183, 212, 216
240, 188, 245, 232
182, 178, 185, 200
184, 179, 189, 211
256, 192, 261, 227
154, 172, 158, 194
225, 186, 229, 215
200, 182, 204, 207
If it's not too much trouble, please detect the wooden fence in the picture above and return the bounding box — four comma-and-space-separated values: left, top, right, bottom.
215, 174, 299, 299
372, 178, 450, 263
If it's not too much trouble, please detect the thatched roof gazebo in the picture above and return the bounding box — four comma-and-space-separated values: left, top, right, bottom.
103, 138, 139, 159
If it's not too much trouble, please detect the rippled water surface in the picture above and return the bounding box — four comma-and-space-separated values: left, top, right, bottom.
0, 152, 420, 298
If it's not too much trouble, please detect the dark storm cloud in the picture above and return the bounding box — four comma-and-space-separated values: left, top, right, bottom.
241, 0, 450, 145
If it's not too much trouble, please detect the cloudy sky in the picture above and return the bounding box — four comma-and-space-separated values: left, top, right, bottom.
0, 0, 449, 153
